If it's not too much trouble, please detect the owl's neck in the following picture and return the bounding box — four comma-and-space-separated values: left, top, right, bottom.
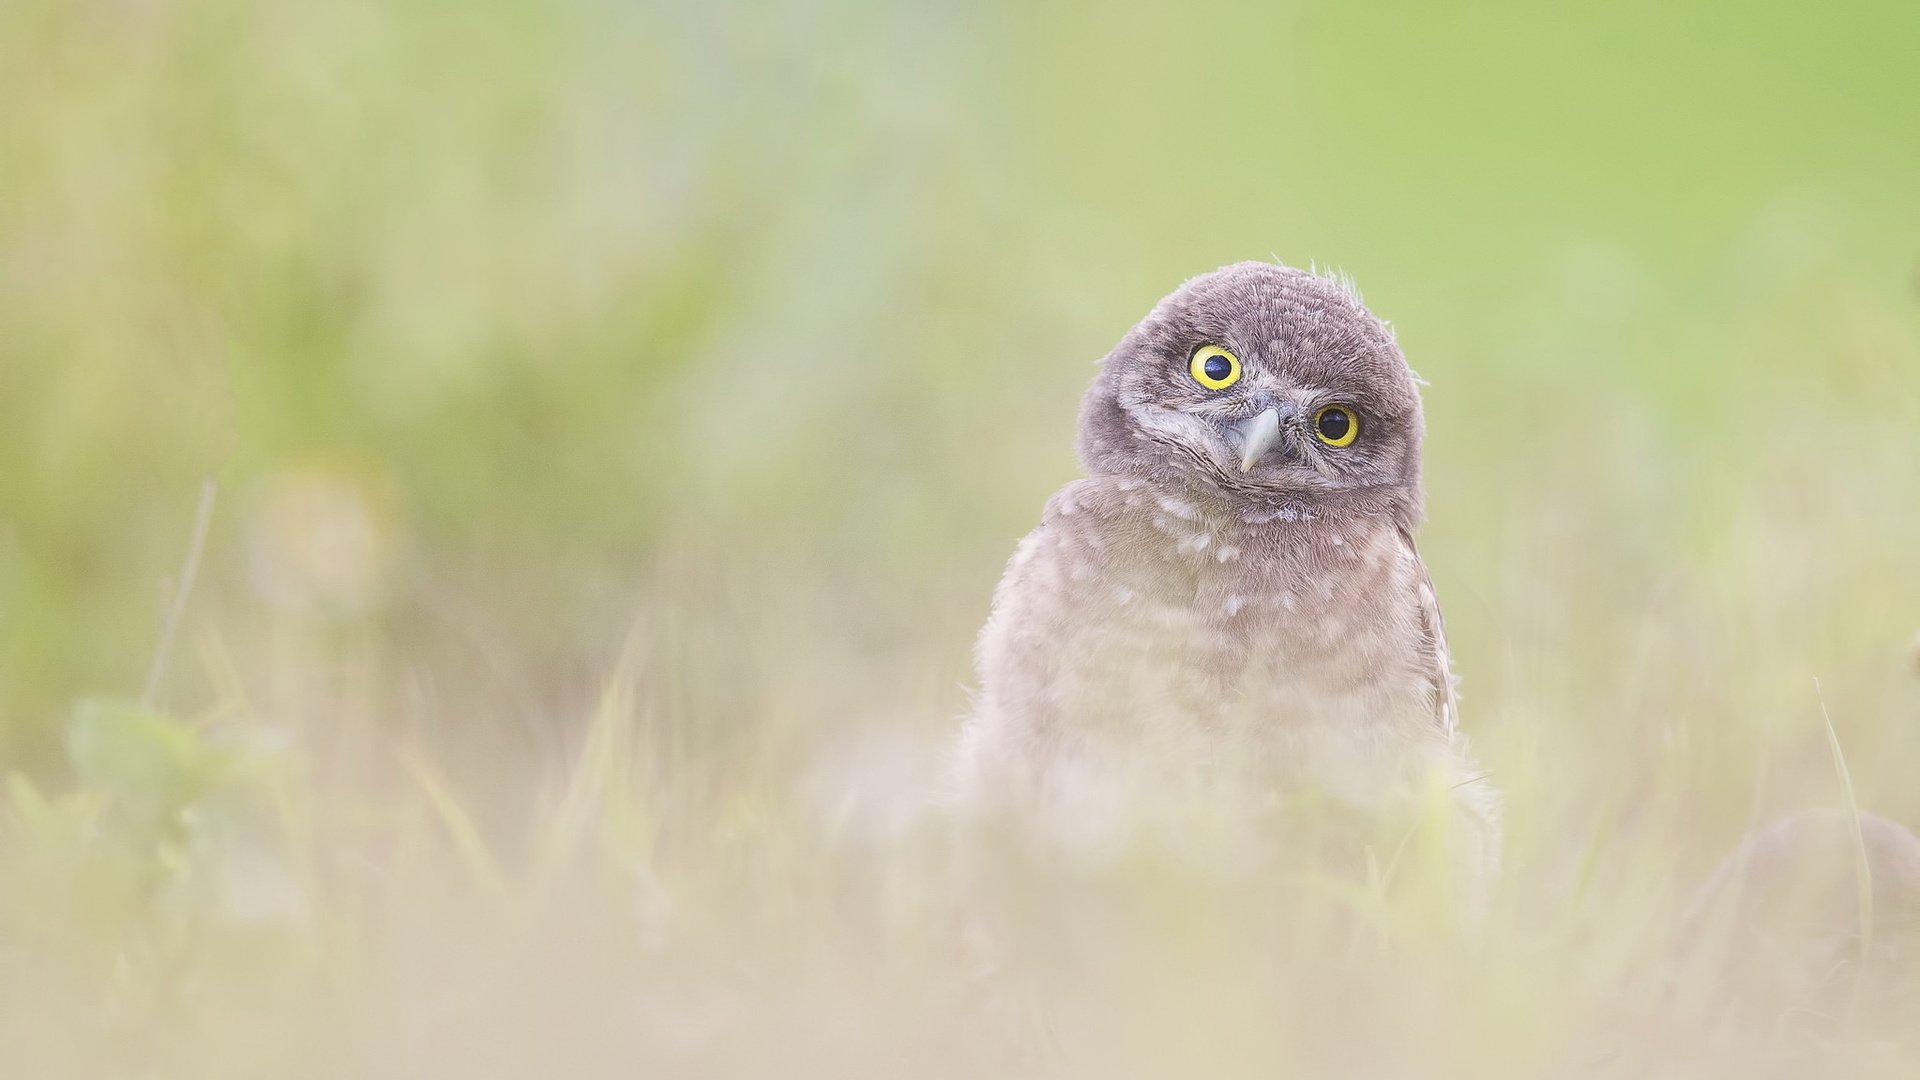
1104, 468, 1421, 535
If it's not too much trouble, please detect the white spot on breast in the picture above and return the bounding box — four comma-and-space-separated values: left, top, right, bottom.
1177, 532, 1212, 555
1279, 591, 1297, 612
1329, 534, 1344, 547
1224, 593, 1249, 616
1215, 544, 1241, 563
1112, 586, 1135, 605
1157, 496, 1199, 521
1243, 505, 1300, 525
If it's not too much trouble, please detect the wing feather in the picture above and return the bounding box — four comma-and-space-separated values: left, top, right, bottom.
1398, 525, 1460, 738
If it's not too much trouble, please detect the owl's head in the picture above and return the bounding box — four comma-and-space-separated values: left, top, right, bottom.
1078, 261, 1426, 518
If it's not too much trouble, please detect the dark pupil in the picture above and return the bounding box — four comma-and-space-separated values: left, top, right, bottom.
1317, 409, 1352, 441
1202, 355, 1233, 382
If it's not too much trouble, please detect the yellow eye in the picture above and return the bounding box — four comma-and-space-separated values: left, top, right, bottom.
1188, 345, 1241, 389
1313, 404, 1360, 447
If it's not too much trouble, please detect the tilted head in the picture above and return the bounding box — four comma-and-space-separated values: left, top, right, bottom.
1078, 261, 1426, 521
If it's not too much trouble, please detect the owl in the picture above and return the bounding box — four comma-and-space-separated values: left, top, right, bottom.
953, 261, 1498, 897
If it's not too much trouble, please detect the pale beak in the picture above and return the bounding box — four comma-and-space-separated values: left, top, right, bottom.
1236, 408, 1281, 473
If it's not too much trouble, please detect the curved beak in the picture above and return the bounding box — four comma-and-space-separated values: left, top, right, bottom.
1236, 409, 1282, 473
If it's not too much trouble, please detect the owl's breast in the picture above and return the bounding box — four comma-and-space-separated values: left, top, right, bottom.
960, 479, 1467, 860
979, 480, 1437, 750
1212, 520, 1437, 730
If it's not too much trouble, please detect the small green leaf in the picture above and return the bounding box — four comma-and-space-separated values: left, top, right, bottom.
65, 698, 228, 834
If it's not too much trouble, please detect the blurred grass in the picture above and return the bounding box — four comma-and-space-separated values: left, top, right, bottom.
2, 0, 1919, 1075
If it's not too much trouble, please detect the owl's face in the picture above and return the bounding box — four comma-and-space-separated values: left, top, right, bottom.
1078, 262, 1425, 516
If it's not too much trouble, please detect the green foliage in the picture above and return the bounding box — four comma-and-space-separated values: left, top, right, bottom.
65, 699, 233, 839
1, 702, 313, 1070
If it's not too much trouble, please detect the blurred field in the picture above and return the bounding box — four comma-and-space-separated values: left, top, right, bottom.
3, 0, 1919, 1075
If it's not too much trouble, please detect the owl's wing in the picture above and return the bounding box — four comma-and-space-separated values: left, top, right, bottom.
1398, 525, 1460, 738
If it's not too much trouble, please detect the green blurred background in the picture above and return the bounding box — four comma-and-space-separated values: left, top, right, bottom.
5, 0, 1920, 1072
5, 0, 1920, 878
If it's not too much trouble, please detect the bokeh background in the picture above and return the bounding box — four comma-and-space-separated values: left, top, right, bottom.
3, 0, 1918, 1075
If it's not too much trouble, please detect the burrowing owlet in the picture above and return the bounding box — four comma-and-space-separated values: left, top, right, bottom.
954, 261, 1498, 891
